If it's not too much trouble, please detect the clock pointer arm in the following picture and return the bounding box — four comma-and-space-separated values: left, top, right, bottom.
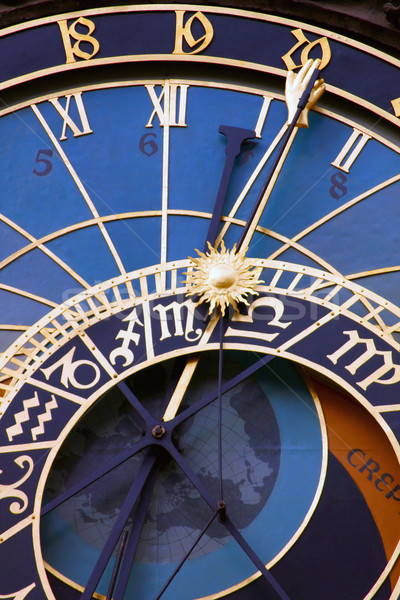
41, 436, 151, 515
154, 512, 219, 600
163, 65, 323, 423
236, 58, 324, 252
41, 384, 157, 515
111, 465, 158, 600
162, 127, 255, 422
80, 454, 157, 600
204, 125, 256, 250
165, 441, 291, 600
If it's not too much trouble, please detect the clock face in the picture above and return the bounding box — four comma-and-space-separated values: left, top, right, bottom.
1, 5, 400, 600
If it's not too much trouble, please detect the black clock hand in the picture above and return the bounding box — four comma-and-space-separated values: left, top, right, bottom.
112, 466, 158, 600
105, 529, 129, 600
217, 311, 225, 503
154, 511, 219, 600
205, 125, 256, 250
166, 440, 291, 600
236, 59, 322, 252
42, 355, 272, 516
80, 454, 157, 600
41, 436, 150, 515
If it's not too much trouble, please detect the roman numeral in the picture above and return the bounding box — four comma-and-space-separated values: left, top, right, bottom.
145, 83, 189, 128
331, 128, 371, 173
48, 92, 93, 141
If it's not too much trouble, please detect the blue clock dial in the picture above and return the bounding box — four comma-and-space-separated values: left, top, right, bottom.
1, 82, 400, 348
1, 6, 400, 600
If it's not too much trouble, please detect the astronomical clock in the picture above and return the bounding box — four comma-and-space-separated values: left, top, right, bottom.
0, 3, 400, 600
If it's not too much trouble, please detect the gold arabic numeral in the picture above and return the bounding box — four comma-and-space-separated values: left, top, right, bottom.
282, 28, 331, 71
58, 16, 100, 64
173, 10, 214, 55
47, 92, 93, 141
145, 83, 189, 128
331, 128, 371, 173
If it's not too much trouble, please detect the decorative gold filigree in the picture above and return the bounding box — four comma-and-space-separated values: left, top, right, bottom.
184, 241, 263, 315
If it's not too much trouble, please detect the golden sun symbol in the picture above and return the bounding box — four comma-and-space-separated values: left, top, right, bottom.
184, 241, 263, 315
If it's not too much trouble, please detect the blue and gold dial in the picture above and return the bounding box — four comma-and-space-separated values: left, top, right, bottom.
0, 5, 400, 600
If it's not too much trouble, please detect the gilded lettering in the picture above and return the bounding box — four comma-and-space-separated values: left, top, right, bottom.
225, 296, 292, 342
152, 299, 202, 342
0, 456, 34, 515
173, 10, 214, 55
327, 330, 400, 390
49, 92, 93, 141
41, 346, 101, 390
282, 28, 331, 71
109, 308, 144, 367
58, 17, 100, 64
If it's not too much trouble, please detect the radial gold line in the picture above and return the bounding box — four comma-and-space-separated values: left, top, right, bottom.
269, 173, 400, 260
1, 208, 339, 278
216, 122, 289, 245
278, 310, 339, 353
0, 284, 57, 308
306, 274, 391, 336
236, 220, 340, 275
26, 377, 86, 405
309, 266, 400, 290
161, 80, 170, 277
0, 441, 55, 453
0, 214, 91, 290
163, 314, 220, 422
79, 332, 117, 379
31, 104, 126, 276
376, 404, 400, 412
358, 297, 388, 336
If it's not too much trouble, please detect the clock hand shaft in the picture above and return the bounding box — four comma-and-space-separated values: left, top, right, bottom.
166, 443, 291, 600
215, 122, 288, 246
41, 437, 150, 515
223, 517, 291, 600
44, 356, 274, 517
172, 353, 274, 428
81, 454, 156, 600
205, 125, 255, 250
162, 311, 219, 422
118, 380, 155, 423
218, 313, 224, 501
236, 66, 320, 252
154, 511, 218, 600
113, 466, 158, 600
105, 529, 129, 600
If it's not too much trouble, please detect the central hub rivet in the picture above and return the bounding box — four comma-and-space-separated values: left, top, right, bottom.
152, 425, 166, 439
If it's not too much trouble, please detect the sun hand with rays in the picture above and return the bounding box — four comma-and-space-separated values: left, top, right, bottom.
184, 240, 263, 316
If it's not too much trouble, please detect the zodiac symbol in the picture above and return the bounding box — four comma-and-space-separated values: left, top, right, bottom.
0, 456, 34, 515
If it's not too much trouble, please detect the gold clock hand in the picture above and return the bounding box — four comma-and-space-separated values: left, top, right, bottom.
236, 59, 324, 252
217, 61, 324, 248
162, 313, 219, 422
215, 121, 289, 246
